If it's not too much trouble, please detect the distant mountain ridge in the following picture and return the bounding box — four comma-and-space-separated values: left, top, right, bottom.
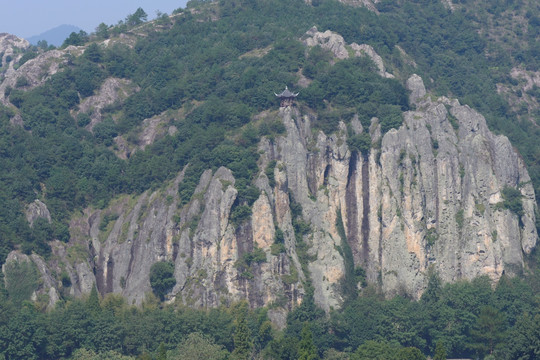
26, 24, 82, 46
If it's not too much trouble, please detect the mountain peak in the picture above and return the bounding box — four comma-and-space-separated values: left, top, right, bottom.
26, 24, 82, 46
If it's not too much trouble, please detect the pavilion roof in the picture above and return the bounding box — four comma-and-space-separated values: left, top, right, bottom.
275, 86, 299, 98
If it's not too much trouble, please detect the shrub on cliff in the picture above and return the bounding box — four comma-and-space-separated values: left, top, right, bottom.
149, 261, 176, 301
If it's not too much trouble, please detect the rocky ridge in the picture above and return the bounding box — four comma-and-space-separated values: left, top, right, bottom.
5, 73, 537, 316
303, 27, 394, 78
0, 33, 30, 77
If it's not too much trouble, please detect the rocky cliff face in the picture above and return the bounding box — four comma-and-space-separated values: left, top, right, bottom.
303, 27, 394, 78
0, 33, 30, 77
6, 73, 536, 316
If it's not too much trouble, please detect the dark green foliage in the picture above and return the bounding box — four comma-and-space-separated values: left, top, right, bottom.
87, 285, 101, 314
178, 166, 204, 207
169, 332, 229, 360
230, 204, 252, 226
156, 343, 166, 360
433, 341, 446, 360
504, 313, 540, 360
95, 23, 110, 40
455, 208, 464, 228
258, 118, 286, 138
149, 261, 176, 300
18, 52, 38, 66
15, 76, 29, 88
234, 247, 266, 279
396, 347, 425, 360
232, 302, 252, 360
265, 160, 277, 188
347, 133, 371, 155
298, 323, 319, 360
500, 185, 524, 217
62, 30, 89, 47
425, 227, 438, 247
93, 117, 118, 146
99, 213, 119, 232
4, 259, 39, 307
353, 342, 425, 360
271, 227, 286, 255
285, 290, 331, 356
303, 46, 332, 79
378, 105, 404, 134
0, 271, 538, 360
470, 306, 506, 357
352, 341, 399, 360
77, 112, 92, 127
126, 8, 148, 27
303, 56, 408, 134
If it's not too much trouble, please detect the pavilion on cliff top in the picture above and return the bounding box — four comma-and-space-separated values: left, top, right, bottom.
275, 86, 299, 107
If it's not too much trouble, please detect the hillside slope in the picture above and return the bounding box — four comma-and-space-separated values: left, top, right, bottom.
0, 0, 538, 314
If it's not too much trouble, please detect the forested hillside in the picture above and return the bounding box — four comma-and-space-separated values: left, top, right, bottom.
0, 0, 539, 358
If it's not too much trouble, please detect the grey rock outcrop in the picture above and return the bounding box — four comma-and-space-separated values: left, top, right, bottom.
303, 27, 394, 78
0, 50, 68, 100
497, 67, 540, 122
2, 251, 60, 310
75, 77, 138, 131
6, 74, 537, 315
25, 199, 52, 227
113, 108, 179, 159
0, 33, 30, 77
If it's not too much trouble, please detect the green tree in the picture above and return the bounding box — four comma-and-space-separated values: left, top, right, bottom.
504, 313, 540, 360
298, 323, 319, 360
62, 30, 88, 47
149, 261, 176, 301
232, 302, 252, 360
126, 8, 148, 26
95, 23, 109, 39
84, 43, 103, 63
396, 347, 425, 360
168, 333, 228, 360
352, 341, 399, 360
87, 284, 101, 314
71, 348, 134, 359
500, 185, 524, 217
433, 341, 447, 360
3, 259, 39, 307
470, 306, 506, 357
156, 342, 167, 360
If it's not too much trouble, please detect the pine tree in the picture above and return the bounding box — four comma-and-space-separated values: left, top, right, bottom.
232, 302, 252, 360
470, 306, 505, 357
298, 323, 319, 360
87, 283, 101, 314
433, 341, 446, 360
156, 342, 167, 360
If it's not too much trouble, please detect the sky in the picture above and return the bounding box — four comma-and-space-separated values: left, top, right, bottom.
0, 0, 189, 39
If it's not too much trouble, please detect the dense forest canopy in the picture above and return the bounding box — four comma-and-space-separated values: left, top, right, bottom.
1, 272, 539, 359
0, 0, 540, 358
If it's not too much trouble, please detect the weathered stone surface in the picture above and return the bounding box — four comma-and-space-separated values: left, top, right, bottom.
0, 34, 74, 109
114, 109, 181, 159
75, 77, 137, 130
0, 33, 30, 78
5, 74, 537, 316
304, 27, 350, 60
303, 27, 394, 78
25, 199, 52, 227
497, 67, 540, 122
2, 251, 59, 309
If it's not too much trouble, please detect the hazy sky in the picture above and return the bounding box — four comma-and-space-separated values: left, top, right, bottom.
0, 0, 189, 39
